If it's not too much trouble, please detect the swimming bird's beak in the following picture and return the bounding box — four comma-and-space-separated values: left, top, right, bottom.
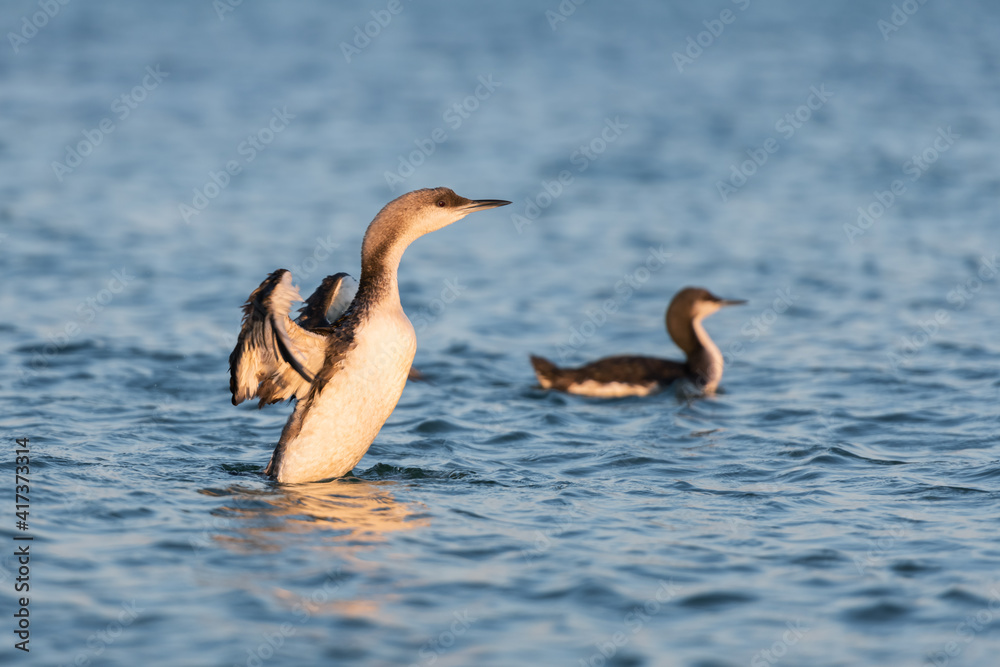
463, 199, 512, 211
718, 298, 747, 307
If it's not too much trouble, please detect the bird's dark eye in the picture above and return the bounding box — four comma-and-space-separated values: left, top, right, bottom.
436, 199, 446, 207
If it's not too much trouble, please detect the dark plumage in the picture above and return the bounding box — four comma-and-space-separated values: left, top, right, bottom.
295, 272, 356, 330
530, 354, 686, 392
229, 269, 358, 408
530, 287, 745, 397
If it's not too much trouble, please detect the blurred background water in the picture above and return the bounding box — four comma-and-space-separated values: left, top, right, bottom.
1, 0, 999, 665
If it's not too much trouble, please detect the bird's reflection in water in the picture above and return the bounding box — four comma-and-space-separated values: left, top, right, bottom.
200, 478, 428, 553
196, 478, 428, 619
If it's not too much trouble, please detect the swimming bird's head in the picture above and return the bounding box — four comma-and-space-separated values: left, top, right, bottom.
666, 287, 745, 352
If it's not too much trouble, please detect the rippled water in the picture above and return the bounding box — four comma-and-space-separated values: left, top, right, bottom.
2, 1, 999, 665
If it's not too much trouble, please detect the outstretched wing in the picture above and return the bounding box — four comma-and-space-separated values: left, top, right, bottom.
295, 272, 358, 330
229, 269, 329, 407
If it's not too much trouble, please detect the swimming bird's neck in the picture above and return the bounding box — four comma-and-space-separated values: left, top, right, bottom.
673, 317, 724, 393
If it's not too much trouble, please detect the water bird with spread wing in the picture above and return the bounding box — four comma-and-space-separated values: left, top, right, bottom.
230, 188, 510, 483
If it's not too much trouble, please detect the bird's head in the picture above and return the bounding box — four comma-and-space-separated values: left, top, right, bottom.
379, 187, 511, 238
667, 287, 745, 351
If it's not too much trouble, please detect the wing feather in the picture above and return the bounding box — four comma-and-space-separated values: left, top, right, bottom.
229, 270, 328, 407
296, 272, 358, 330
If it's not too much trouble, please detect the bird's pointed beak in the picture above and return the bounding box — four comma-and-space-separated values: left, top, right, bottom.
719, 298, 747, 307
463, 198, 512, 211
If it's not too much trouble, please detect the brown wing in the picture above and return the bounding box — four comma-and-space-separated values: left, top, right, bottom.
229, 270, 329, 407
295, 272, 358, 330
531, 354, 686, 391
573, 355, 687, 385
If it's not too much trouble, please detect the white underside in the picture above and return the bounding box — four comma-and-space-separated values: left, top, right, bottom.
271, 306, 416, 483
564, 379, 661, 398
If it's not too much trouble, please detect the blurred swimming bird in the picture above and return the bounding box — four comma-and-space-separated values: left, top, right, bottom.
530, 287, 745, 397
229, 188, 510, 483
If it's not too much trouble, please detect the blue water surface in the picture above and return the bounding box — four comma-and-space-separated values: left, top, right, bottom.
1, 1, 999, 665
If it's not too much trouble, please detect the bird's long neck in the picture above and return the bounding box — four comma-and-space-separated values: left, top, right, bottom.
357, 216, 418, 311
672, 317, 724, 394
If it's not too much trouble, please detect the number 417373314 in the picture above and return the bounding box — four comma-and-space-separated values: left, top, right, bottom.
15, 437, 29, 528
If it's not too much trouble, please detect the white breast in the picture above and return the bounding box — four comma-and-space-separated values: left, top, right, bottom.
271, 306, 416, 483
565, 379, 660, 398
